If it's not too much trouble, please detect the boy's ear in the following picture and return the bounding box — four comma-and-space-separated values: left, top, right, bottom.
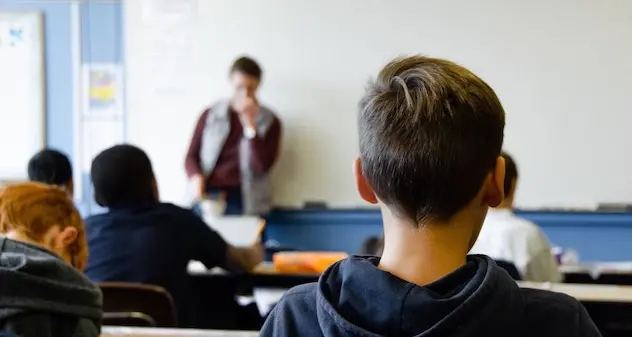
484, 156, 505, 207
353, 157, 378, 204
59, 226, 78, 247
45, 225, 78, 252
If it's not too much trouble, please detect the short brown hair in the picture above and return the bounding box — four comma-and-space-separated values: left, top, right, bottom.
0, 182, 87, 270
230, 56, 262, 79
358, 55, 505, 223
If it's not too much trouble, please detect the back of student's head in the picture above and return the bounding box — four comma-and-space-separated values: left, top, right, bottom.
358, 55, 505, 224
91, 144, 157, 208
0, 182, 87, 270
27, 149, 73, 195
501, 151, 518, 197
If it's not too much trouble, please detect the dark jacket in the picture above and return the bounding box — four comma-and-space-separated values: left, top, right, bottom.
261, 255, 601, 337
0, 237, 102, 337
84, 202, 228, 321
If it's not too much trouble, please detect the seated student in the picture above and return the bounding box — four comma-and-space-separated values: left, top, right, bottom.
358, 235, 383, 256
470, 152, 562, 282
27, 149, 74, 198
84, 144, 263, 324
0, 182, 102, 336
261, 56, 600, 337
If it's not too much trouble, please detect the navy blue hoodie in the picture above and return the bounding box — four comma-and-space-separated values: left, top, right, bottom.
261, 255, 601, 337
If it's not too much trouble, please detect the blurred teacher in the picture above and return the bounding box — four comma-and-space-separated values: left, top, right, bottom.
185, 56, 282, 215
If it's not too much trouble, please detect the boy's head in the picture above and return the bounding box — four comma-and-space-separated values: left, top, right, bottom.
500, 151, 518, 207
91, 144, 158, 208
0, 182, 87, 270
27, 149, 73, 198
355, 55, 506, 230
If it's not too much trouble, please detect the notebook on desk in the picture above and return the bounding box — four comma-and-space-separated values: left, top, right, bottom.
203, 215, 265, 247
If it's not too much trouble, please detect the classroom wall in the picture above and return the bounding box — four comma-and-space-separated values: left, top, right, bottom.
265, 209, 632, 262
0, 0, 122, 214
124, 0, 632, 209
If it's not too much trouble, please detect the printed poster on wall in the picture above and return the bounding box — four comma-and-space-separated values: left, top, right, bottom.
82, 63, 123, 118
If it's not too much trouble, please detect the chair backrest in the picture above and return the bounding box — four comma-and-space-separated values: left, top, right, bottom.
99, 282, 177, 327
495, 260, 522, 280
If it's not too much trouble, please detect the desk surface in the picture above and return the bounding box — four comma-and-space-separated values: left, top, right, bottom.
191, 261, 632, 277
519, 282, 632, 302
560, 262, 632, 276
188, 261, 319, 276
101, 327, 257, 337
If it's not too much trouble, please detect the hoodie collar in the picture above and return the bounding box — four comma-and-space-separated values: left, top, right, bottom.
0, 237, 102, 320
316, 255, 525, 337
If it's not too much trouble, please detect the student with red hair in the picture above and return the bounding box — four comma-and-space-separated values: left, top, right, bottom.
0, 182, 102, 336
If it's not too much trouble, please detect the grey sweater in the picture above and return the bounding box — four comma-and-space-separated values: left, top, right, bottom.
0, 237, 102, 337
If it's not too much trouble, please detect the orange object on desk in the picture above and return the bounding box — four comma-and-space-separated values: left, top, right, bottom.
273, 252, 348, 274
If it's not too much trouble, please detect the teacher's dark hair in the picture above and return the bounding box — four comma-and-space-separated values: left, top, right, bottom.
358, 55, 505, 224
230, 56, 262, 80
91, 144, 157, 207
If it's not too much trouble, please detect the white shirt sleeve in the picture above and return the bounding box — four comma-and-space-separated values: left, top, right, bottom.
524, 232, 563, 282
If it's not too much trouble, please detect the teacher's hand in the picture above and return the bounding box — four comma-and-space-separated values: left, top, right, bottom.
192, 174, 206, 200
237, 97, 259, 130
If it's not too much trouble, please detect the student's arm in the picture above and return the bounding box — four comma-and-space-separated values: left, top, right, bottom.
249, 117, 282, 174
526, 230, 563, 282
185, 110, 209, 178
225, 244, 264, 273
191, 213, 263, 272
526, 249, 563, 282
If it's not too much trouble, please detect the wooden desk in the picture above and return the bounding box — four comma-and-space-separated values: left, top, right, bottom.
524, 281, 632, 337
249, 282, 632, 317
189, 261, 318, 276
186, 261, 632, 332
560, 262, 632, 286
188, 262, 319, 289
519, 282, 632, 303
102, 327, 257, 337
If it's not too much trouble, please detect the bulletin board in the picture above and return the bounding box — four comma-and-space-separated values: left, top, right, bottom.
0, 11, 45, 180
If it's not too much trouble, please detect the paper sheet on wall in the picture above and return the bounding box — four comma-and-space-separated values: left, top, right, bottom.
83, 64, 123, 118
142, 0, 196, 24
140, 0, 196, 96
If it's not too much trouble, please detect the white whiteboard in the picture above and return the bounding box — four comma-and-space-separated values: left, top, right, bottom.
0, 12, 45, 180
125, 0, 632, 209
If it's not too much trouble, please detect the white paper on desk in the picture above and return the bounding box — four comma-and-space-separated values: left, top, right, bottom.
203, 215, 263, 247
